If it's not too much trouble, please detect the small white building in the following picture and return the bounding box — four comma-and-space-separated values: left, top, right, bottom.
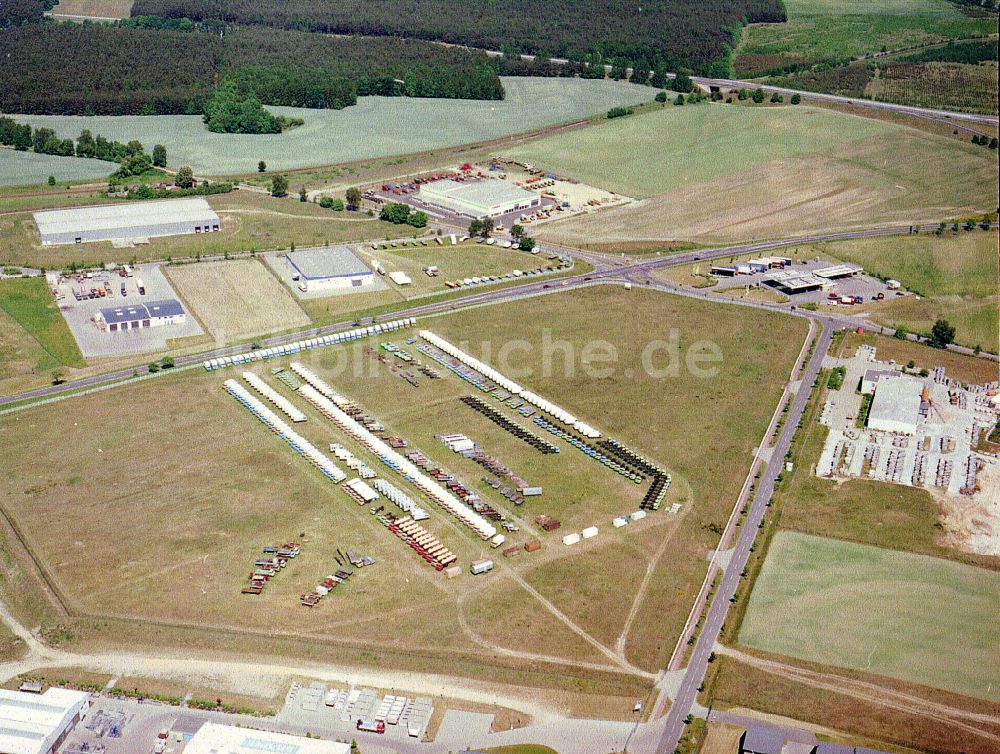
0, 687, 90, 754
868, 375, 924, 434
861, 368, 902, 395
286, 246, 374, 292
184, 723, 350, 754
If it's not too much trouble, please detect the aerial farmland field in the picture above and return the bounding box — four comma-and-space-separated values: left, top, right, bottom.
0, 149, 112, 187
10, 78, 656, 175
164, 258, 311, 341
735, 0, 996, 76
819, 232, 1000, 350
739, 531, 1000, 701
0, 285, 805, 700
506, 104, 997, 244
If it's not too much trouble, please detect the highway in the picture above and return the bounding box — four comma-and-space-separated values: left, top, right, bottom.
648, 317, 834, 753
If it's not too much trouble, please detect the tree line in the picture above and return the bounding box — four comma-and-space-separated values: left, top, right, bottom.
130, 0, 786, 72
0, 116, 168, 175
0, 23, 504, 116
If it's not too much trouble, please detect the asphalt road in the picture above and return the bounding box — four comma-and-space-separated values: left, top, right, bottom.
649, 318, 835, 753
3, 222, 994, 409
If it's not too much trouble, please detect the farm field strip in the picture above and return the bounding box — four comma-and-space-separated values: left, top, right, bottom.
739, 531, 1000, 701
9, 79, 657, 175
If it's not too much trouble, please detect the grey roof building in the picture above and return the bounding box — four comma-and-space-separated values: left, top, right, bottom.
34, 197, 220, 245
741, 726, 786, 754
285, 246, 374, 291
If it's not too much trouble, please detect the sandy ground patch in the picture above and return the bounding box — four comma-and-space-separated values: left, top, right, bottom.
940, 459, 1000, 556
165, 258, 310, 342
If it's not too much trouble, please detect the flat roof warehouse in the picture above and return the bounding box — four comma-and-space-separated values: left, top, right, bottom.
33, 197, 220, 245
286, 246, 372, 280
418, 178, 540, 217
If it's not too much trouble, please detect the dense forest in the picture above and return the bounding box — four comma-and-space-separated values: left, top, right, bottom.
899, 39, 998, 65
0, 23, 504, 115
129, 0, 786, 71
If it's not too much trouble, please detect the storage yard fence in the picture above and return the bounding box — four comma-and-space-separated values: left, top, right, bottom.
204, 318, 416, 371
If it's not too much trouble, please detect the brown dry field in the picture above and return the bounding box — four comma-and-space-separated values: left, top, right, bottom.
49, 0, 133, 17
536, 130, 997, 246
164, 258, 311, 342
0, 285, 806, 708
705, 655, 1000, 754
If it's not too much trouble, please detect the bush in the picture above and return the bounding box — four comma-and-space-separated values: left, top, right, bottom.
790, 93, 801, 104
379, 202, 411, 224
607, 106, 634, 119
654, 91, 667, 103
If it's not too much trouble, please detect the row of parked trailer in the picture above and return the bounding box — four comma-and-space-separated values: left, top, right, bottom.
420, 330, 601, 438
372, 478, 429, 520
223, 379, 346, 484
203, 318, 416, 371
243, 371, 307, 423
291, 368, 497, 540
533, 416, 643, 482
383, 514, 457, 570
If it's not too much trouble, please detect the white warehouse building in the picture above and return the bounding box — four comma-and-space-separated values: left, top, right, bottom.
34, 197, 221, 245
417, 178, 540, 218
0, 687, 90, 754
868, 375, 924, 435
285, 246, 375, 292
184, 723, 351, 754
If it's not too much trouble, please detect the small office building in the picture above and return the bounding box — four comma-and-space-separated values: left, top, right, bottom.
285, 246, 375, 292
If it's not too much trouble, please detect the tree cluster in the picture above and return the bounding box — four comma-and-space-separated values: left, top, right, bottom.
0, 23, 505, 116
379, 202, 427, 228
203, 81, 281, 134
0, 117, 167, 175
130, 0, 786, 71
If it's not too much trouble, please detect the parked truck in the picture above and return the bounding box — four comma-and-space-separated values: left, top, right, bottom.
357, 720, 386, 734
137, 278, 146, 295
470, 558, 493, 575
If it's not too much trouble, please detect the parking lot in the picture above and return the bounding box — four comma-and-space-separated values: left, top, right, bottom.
710, 258, 907, 306
49, 263, 204, 358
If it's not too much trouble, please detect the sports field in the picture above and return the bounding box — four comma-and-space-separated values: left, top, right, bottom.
503, 104, 996, 244
821, 232, 999, 350
740, 531, 1000, 700
0, 285, 805, 698
164, 259, 311, 342
10, 79, 656, 175
0, 149, 112, 188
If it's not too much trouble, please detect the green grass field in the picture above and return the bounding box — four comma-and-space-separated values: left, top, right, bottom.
10, 79, 656, 176
736, 0, 996, 76
740, 531, 1000, 701
507, 104, 996, 244
0, 277, 84, 372
821, 232, 999, 350
502, 105, 890, 199
0, 191, 415, 271
0, 149, 112, 188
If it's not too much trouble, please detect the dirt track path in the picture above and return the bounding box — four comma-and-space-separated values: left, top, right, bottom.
718, 646, 1000, 740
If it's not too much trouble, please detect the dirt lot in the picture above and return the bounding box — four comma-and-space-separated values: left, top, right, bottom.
164, 259, 310, 342
0, 285, 805, 707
